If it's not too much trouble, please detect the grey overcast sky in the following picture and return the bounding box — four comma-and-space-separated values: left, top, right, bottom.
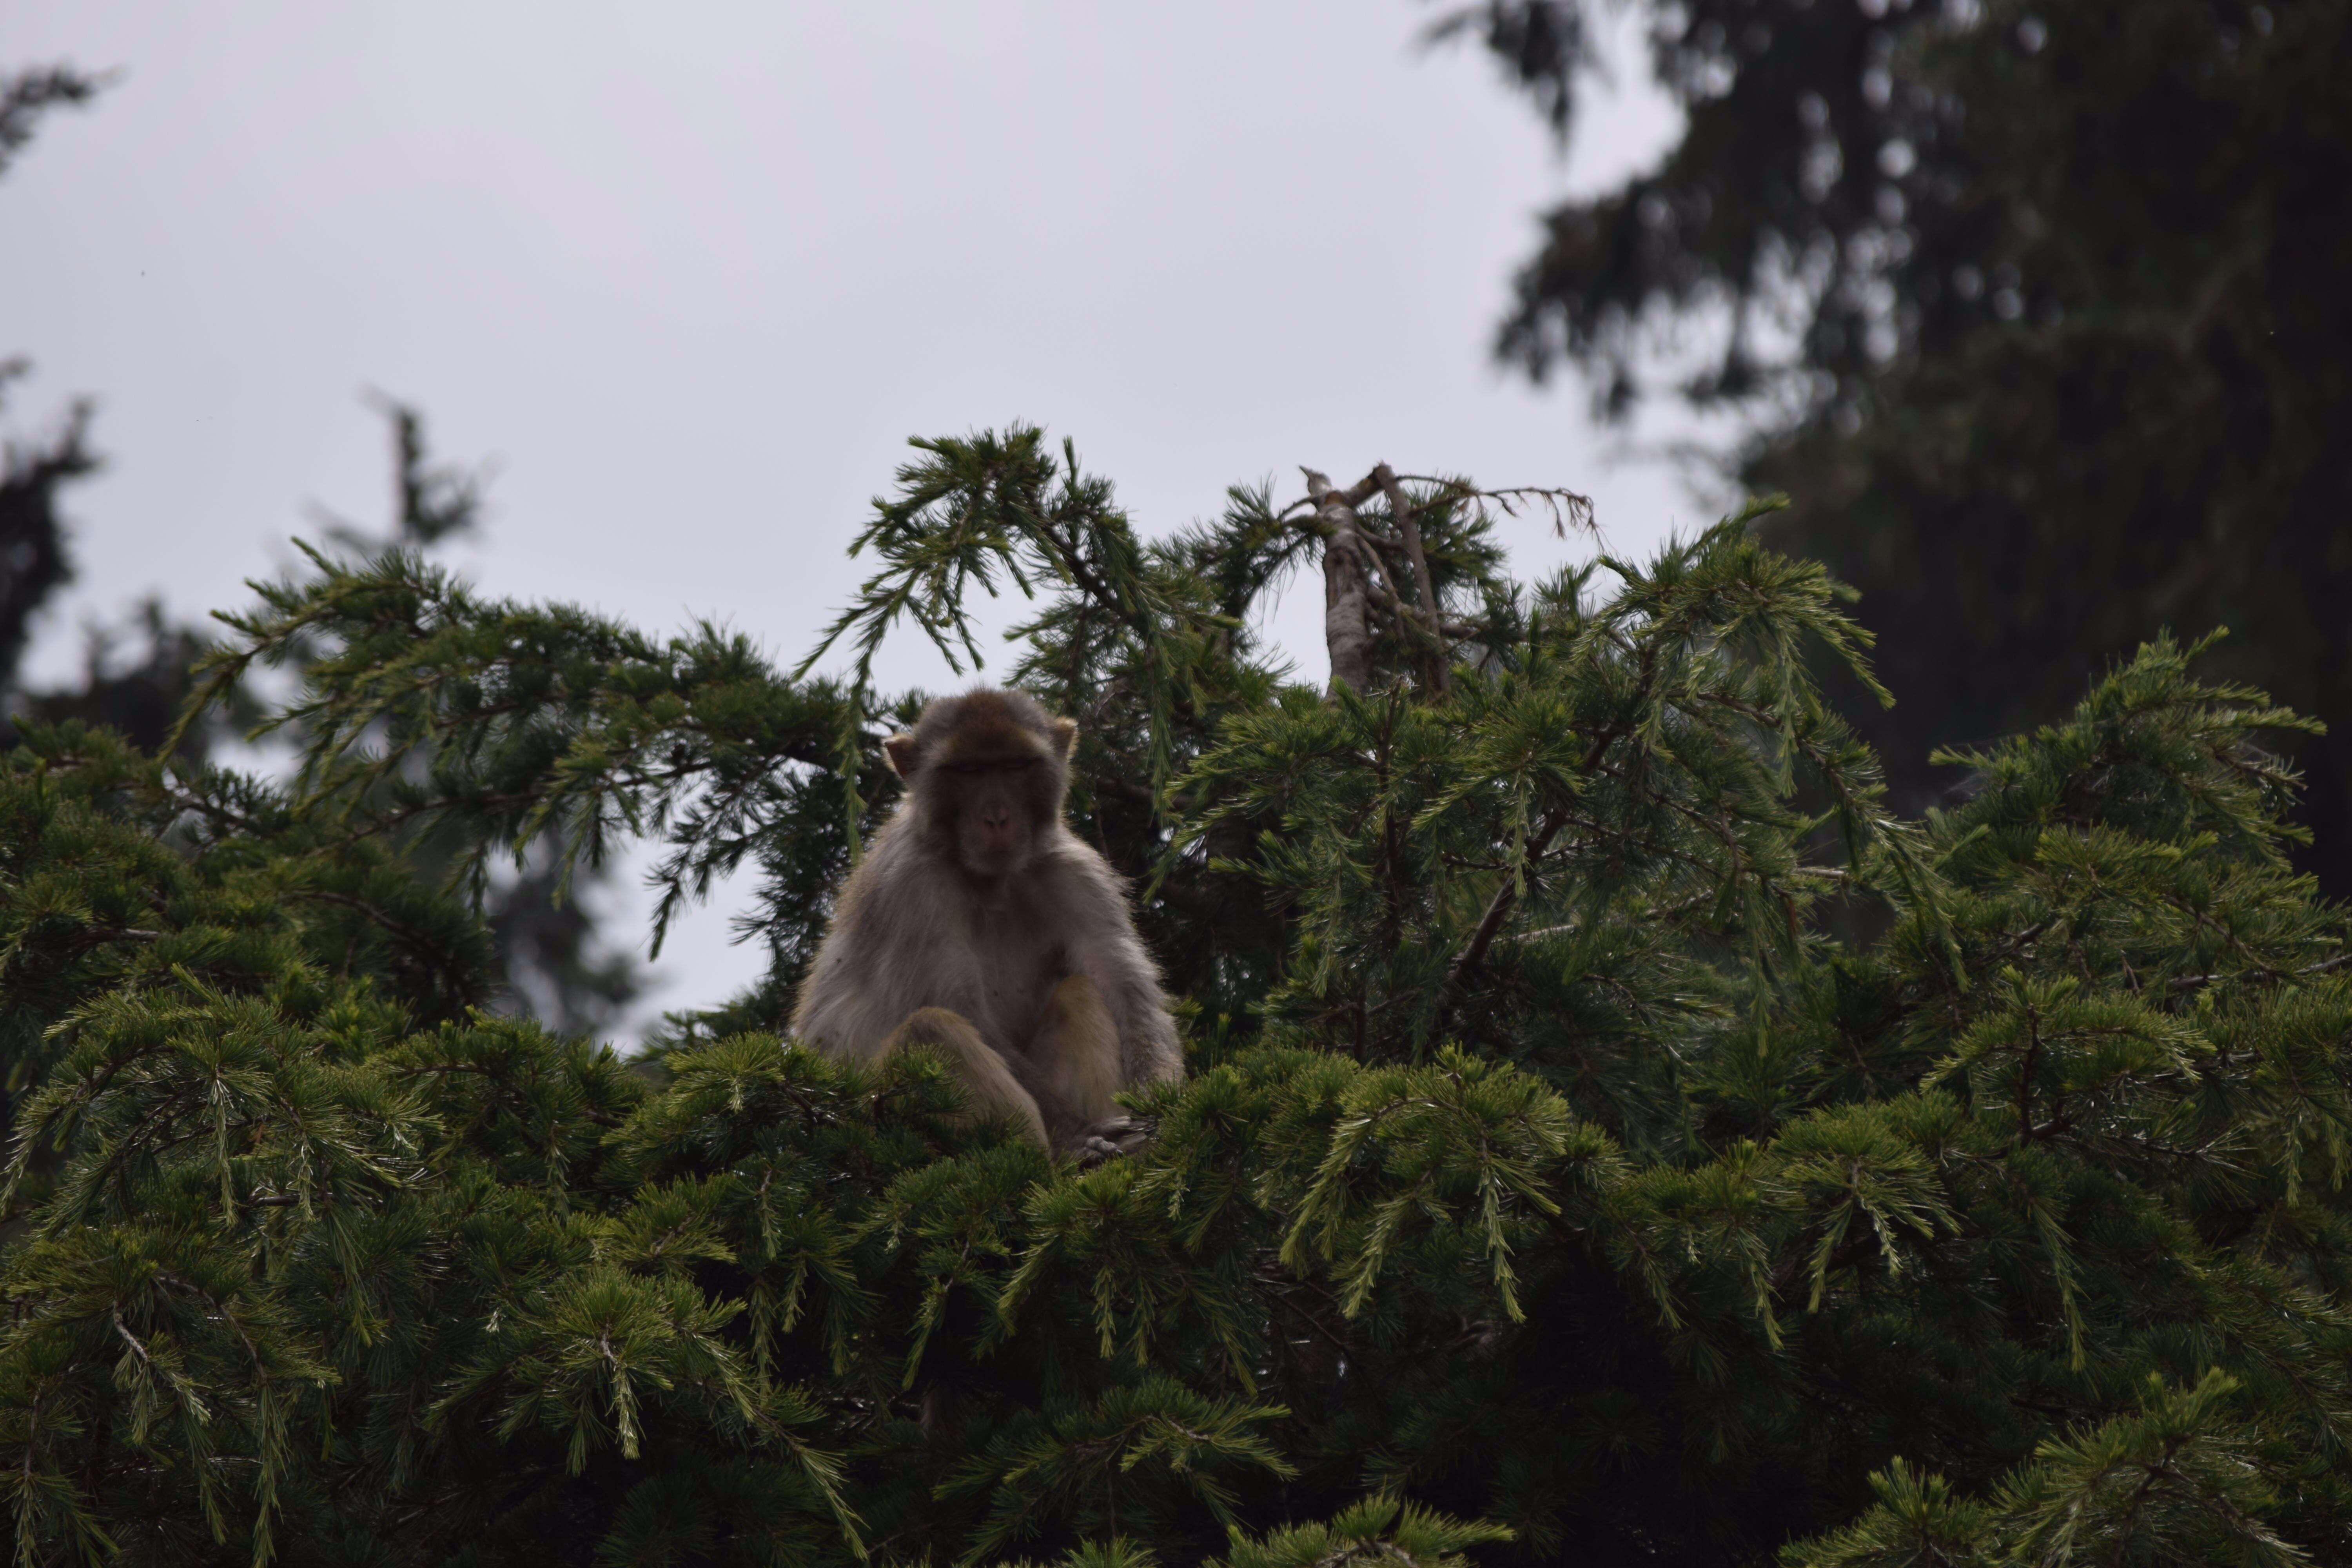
5, 2, 1704, 1033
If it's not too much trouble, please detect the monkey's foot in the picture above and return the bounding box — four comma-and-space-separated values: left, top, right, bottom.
1069, 1115, 1154, 1165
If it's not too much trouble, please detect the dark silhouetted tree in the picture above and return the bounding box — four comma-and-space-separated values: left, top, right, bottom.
0, 66, 105, 714
1450, 0, 2352, 888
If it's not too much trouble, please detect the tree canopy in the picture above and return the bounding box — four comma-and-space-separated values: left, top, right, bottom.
2, 426, 2347, 1566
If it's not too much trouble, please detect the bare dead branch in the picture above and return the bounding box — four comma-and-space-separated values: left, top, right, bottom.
1396, 474, 1596, 537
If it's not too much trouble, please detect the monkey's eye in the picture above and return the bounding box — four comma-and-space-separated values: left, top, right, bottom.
940, 757, 1040, 776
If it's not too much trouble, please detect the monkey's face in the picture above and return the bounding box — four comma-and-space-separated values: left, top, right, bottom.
934, 754, 1053, 878
886, 689, 1080, 882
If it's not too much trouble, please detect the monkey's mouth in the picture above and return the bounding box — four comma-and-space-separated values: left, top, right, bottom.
962, 842, 1026, 877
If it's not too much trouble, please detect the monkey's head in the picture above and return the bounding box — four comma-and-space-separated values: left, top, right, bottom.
885, 688, 1078, 880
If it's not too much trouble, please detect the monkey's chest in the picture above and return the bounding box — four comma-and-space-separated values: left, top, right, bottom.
951, 904, 1068, 1053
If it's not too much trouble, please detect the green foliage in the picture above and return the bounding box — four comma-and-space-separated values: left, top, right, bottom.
1786, 1372, 2309, 1568
1, 428, 2347, 1567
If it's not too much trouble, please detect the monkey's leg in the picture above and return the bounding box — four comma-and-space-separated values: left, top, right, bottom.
883, 1007, 1050, 1149
1025, 975, 1152, 1159
1027, 976, 1124, 1125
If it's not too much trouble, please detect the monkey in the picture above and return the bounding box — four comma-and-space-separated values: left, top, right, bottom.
791, 688, 1182, 1156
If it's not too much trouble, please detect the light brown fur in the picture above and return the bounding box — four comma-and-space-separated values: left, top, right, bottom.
791, 689, 1182, 1153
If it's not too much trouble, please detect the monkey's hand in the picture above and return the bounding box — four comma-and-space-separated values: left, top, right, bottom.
1069, 1115, 1154, 1165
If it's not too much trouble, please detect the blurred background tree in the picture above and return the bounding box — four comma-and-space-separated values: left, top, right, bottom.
0, 65, 641, 1038
1450, 0, 2352, 887
0, 66, 103, 731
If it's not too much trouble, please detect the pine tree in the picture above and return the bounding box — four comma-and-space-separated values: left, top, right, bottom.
0, 426, 2346, 1567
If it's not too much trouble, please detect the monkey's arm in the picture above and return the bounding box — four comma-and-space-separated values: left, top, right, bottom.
1110, 965, 1183, 1086
1094, 952, 1182, 1086
1045, 846, 1183, 1089
791, 823, 970, 1062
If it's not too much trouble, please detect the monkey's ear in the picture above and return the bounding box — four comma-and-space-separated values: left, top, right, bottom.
1049, 717, 1078, 760
882, 733, 920, 777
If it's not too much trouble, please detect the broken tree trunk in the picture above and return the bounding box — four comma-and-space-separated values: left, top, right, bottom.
1305, 467, 1382, 697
